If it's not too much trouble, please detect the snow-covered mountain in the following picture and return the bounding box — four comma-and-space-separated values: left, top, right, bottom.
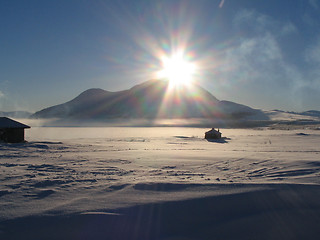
31, 79, 267, 120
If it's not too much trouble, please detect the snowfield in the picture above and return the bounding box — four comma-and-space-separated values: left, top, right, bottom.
1, 126, 320, 239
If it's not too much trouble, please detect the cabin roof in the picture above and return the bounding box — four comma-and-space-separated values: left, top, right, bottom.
0, 117, 31, 129
206, 128, 221, 134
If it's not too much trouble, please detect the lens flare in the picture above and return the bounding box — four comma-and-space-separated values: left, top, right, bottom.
157, 51, 197, 87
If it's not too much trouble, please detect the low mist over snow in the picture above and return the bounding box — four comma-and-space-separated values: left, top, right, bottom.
0, 111, 32, 118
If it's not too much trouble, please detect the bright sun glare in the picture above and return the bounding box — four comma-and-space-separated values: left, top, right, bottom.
157, 51, 196, 86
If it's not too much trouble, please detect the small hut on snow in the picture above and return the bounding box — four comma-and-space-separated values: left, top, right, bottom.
205, 128, 222, 140
0, 117, 30, 143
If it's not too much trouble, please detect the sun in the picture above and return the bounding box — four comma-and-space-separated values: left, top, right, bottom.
157, 52, 196, 86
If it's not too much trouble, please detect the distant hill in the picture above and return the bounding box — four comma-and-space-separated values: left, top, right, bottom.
267, 109, 320, 120
31, 79, 268, 121
0, 111, 32, 118
299, 110, 320, 118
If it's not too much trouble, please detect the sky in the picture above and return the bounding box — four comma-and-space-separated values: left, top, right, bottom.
1, 0, 320, 112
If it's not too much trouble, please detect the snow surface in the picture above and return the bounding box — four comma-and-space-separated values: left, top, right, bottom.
1, 126, 320, 239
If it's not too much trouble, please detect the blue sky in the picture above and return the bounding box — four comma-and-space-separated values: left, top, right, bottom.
1, 0, 320, 112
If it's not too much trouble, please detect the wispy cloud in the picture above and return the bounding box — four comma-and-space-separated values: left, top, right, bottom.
215, 33, 301, 109
233, 9, 297, 37
0, 90, 5, 111
300, 35, 320, 108
210, 9, 320, 110
309, 0, 319, 9
280, 22, 297, 36
305, 36, 320, 64
233, 9, 274, 34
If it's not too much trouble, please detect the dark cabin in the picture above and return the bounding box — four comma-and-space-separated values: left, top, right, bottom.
205, 128, 222, 140
0, 117, 30, 143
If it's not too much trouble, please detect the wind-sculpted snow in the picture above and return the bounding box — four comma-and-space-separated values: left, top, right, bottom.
1, 127, 320, 239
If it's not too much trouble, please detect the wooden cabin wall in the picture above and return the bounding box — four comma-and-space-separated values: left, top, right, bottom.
0, 128, 25, 143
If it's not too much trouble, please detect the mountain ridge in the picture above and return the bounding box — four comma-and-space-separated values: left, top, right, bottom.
31, 79, 267, 121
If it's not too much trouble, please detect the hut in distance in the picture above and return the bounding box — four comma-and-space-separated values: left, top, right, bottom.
0, 117, 30, 143
205, 128, 222, 140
